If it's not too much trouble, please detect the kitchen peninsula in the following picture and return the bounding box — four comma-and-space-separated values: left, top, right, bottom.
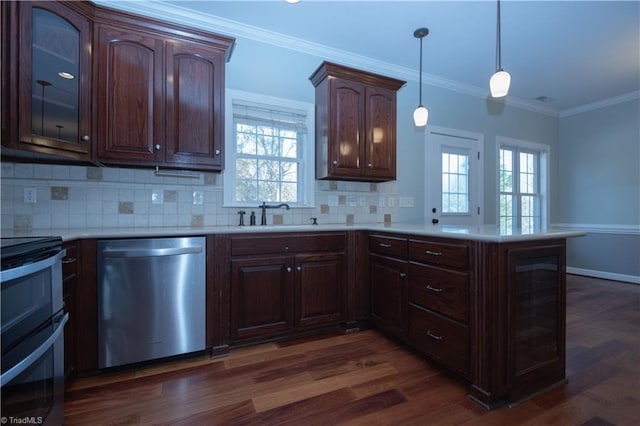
3, 223, 584, 409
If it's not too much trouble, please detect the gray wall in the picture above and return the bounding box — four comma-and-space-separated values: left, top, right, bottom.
226, 36, 560, 225
558, 99, 640, 281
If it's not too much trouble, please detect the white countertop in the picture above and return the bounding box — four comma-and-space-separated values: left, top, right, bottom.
0, 223, 586, 243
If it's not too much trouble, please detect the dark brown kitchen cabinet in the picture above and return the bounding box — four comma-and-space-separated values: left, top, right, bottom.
295, 253, 345, 328
231, 255, 294, 341
310, 61, 405, 182
1, 1, 93, 162
229, 233, 347, 343
407, 237, 471, 378
501, 242, 566, 403
368, 234, 408, 338
94, 14, 233, 171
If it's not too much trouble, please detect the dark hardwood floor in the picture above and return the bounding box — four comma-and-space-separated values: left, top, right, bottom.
64, 275, 640, 425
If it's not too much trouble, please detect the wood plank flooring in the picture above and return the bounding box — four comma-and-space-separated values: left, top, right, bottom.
64, 275, 640, 425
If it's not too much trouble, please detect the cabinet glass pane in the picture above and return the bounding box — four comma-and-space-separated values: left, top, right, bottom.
514, 255, 559, 374
31, 8, 79, 142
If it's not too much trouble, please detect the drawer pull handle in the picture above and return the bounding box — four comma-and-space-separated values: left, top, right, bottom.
62, 257, 77, 264
427, 330, 443, 341
426, 284, 443, 293
399, 272, 407, 279
379, 243, 392, 248
425, 250, 443, 256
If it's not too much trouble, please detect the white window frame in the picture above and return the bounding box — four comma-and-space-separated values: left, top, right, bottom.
496, 136, 550, 232
224, 89, 315, 208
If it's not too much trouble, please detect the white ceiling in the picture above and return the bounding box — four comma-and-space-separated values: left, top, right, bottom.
99, 0, 640, 116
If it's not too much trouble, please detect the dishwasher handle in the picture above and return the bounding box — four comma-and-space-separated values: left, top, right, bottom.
102, 246, 203, 259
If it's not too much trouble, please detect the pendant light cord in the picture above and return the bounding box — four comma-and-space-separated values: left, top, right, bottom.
496, 0, 502, 71
419, 35, 423, 105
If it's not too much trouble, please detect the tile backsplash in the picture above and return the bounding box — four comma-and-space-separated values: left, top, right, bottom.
0, 162, 400, 231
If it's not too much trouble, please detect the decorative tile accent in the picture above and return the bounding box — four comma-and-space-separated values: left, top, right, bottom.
164, 190, 177, 203
204, 173, 216, 185
338, 195, 346, 205
369, 205, 377, 214
118, 202, 134, 214
384, 214, 392, 224
321, 204, 330, 214
330, 181, 338, 190
87, 167, 103, 180
14, 215, 32, 230
346, 214, 354, 225
51, 186, 68, 200
191, 215, 204, 227
273, 214, 283, 225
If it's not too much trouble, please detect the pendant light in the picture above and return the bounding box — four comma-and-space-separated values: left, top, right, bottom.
413, 27, 429, 127
490, 0, 511, 98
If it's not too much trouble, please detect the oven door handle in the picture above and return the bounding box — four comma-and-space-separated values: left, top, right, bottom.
0, 249, 66, 282
0, 312, 68, 386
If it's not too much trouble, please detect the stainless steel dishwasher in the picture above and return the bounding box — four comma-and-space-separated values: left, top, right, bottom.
97, 236, 206, 368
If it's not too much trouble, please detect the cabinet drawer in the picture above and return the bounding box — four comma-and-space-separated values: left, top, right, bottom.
408, 304, 469, 378
369, 234, 408, 258
408, 263, 468, 323
408, 239, 469, 269
231, 233, 346, 256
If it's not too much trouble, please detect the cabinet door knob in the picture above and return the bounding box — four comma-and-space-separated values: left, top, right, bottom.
332, 160, 338, 166
296, 266, 302, 272
81, 135, 90, 142
286, 267, 292, 273
215, 149, 220, 155
399, 272, 407, 278
367, 163, 373, 168
154, 144, 161, 150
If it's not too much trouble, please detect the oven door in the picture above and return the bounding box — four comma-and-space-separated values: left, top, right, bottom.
1, 311, 68, 426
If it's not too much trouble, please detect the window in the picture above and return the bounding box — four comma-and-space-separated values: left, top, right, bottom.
224, 90, 314, 207
498, 138, 549, 233
442, 150, 470, 214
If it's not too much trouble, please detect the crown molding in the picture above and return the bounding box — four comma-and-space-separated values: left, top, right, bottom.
94, 0, 563, 117
559, 91, 640, 117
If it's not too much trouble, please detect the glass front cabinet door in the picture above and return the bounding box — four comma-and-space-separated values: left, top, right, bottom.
16, 1, 92, 160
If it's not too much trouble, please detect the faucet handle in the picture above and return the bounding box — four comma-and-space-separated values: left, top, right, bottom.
310, 217, 318, 225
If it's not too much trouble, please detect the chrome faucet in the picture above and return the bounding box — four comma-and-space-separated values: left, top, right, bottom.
259, 202, 290, 225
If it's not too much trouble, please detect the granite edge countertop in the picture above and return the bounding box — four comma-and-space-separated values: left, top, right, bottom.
0, 223, 586, 243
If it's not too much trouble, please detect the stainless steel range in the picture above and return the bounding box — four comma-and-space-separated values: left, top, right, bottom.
1, 236, 68, 426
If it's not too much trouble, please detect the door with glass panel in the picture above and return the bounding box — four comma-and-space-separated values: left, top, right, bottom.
426, 127, 482, 227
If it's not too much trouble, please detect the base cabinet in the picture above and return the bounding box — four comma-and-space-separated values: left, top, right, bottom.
229, 233, 347, 343
230, 256, 294, 341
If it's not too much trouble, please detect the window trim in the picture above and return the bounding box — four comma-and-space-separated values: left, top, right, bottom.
224, 89, 315, 208
496, 136, 550, 231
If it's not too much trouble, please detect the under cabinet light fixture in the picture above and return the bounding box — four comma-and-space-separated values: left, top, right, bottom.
413, 27, 429, 127
490, 0, 511, 98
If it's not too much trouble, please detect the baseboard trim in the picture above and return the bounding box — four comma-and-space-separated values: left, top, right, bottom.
567, 267, 640, 284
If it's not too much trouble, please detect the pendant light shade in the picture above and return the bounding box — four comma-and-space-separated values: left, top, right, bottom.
413, 27, 429, 127
413, 106, 429, 127
490, 69, 511, 98
490, 0, 510, 98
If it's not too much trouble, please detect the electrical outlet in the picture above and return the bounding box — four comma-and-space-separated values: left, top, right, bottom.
24, 187, 37, 203
192, 191, 204, 205
378, 196, 386, 208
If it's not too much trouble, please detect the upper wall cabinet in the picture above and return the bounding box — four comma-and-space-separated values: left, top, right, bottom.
1, 1, 93, 162
310, 62, 405, 182
94, 9, 233, 171
1, 1, 235, 171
